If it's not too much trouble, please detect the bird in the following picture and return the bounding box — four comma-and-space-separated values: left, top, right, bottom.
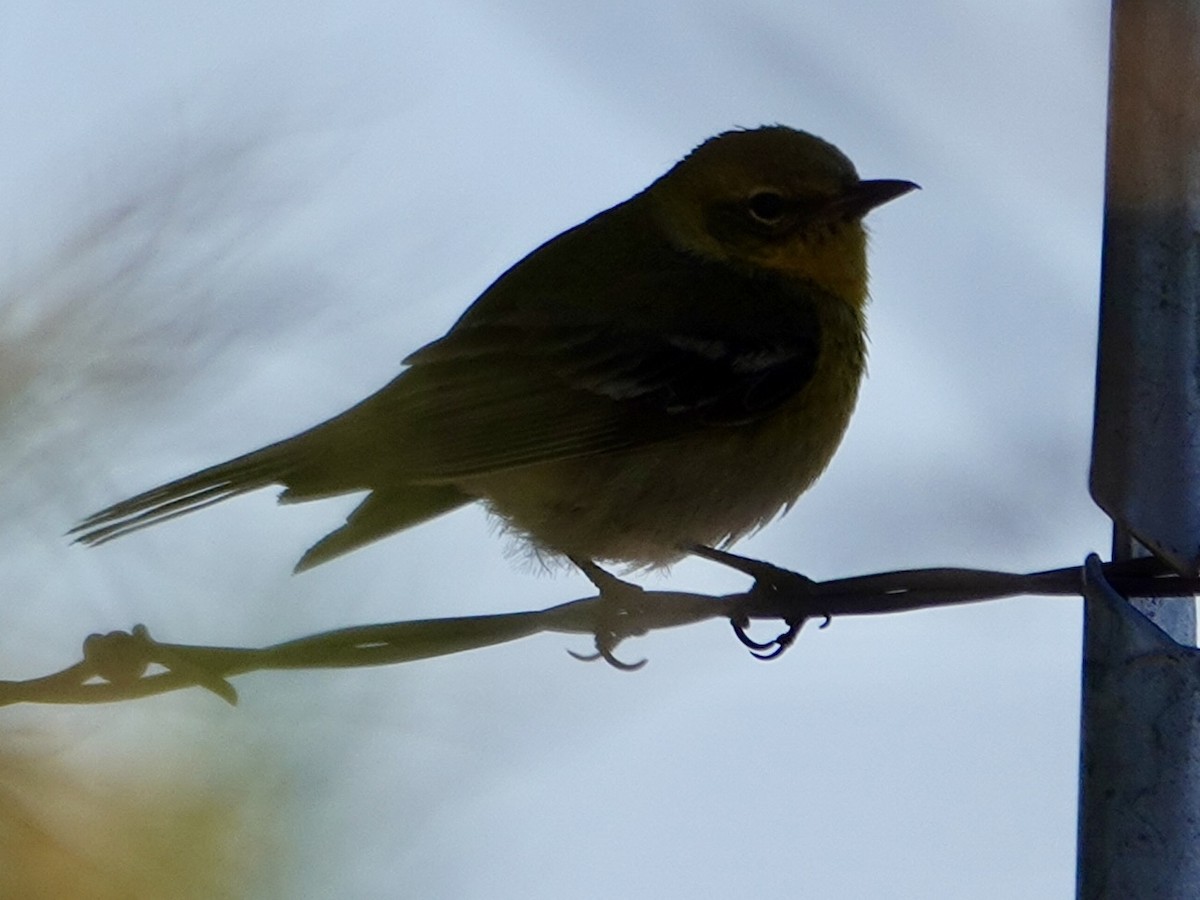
72, 125, 916, 575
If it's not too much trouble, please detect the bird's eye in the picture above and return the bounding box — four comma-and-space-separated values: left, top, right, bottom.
746, 190, 787, 225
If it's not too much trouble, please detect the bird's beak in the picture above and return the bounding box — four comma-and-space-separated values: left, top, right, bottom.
832, 179, 919, 220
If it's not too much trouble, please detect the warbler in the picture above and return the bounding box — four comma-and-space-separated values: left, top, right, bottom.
72, 126, 915, 573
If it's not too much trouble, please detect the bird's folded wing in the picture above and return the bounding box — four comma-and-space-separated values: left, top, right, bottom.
336, 310, 823, 483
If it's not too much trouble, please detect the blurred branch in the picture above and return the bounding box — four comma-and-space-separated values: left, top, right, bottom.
2, 552, 1195, 707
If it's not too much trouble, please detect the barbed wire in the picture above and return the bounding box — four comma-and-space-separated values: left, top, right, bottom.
2, 551, 1194, 707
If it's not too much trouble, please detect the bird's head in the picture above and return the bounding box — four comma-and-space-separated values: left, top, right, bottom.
648, 126, 917, 310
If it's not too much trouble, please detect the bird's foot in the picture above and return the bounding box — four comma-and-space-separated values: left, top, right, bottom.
567, 557, 650, 671
687, 544, 827, 661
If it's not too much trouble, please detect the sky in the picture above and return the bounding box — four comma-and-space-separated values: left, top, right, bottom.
0, 2, 1115, 897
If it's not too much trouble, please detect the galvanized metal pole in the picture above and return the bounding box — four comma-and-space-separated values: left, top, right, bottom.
1082, 1, 1200, 897
1091, 0, 1200, 580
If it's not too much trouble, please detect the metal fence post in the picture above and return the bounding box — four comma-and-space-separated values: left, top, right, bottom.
1082, 1, 1200, 897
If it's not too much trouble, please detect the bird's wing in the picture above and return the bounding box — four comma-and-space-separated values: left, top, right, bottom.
323, 270, 825, 485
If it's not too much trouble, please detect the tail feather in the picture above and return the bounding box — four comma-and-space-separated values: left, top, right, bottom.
70, 446, 294, 546
72, 436, 473, 572
293, 485, 469, 572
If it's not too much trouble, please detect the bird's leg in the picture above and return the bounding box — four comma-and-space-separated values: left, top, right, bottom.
566, 557, 649, 671
686, 544, 825, 660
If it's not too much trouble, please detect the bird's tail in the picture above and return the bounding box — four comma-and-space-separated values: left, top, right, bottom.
69, 440, 302, 546
71, 431, 474, 571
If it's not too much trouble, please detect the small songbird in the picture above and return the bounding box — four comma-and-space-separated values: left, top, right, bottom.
72, 126, 916, 573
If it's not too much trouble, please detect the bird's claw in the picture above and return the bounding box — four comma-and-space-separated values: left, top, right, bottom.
567, 642, 647, 672
730, 616, 778, 652
567, 557, 650, 671
730, 616, 805, 661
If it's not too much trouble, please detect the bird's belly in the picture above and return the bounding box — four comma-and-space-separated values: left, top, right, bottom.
461, 374, 859, 567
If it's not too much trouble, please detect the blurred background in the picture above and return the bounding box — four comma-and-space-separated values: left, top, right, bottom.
0, 2, 1109, 897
